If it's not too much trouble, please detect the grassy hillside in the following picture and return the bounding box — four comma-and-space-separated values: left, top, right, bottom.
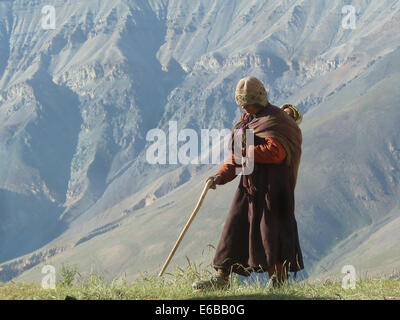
312, 209, 400, 280
1, 263, 400, 300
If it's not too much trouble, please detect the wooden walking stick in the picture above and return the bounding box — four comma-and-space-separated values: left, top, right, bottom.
158, 178, 214, 277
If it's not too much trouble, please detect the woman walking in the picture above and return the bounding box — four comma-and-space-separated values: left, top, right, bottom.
193, 77, 304, 290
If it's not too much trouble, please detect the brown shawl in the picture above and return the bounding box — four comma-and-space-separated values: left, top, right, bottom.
231, 104, 302, 188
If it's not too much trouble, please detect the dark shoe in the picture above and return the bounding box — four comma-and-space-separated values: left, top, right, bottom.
192, 274, 230, 290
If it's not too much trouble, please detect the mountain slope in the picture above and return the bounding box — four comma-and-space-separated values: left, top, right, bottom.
0, 0, 399, 281
13, 47, 400, 282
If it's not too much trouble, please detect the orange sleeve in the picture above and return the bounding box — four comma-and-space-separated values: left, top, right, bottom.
248, 137, 287, 164
217, 138, 286, 184
216, 153, 240, 184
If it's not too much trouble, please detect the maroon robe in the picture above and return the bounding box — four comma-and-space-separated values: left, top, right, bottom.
213, 104, 304, 276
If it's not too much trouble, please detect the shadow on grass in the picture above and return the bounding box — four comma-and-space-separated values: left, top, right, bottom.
187, 293, 335, 300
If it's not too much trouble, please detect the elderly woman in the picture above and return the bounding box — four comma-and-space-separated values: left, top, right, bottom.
193, 77, 304, 290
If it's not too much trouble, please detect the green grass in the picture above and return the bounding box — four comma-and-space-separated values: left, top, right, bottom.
1, 262, 400, 300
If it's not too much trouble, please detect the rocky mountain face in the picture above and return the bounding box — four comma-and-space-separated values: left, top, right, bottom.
0, 0, 399, 281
